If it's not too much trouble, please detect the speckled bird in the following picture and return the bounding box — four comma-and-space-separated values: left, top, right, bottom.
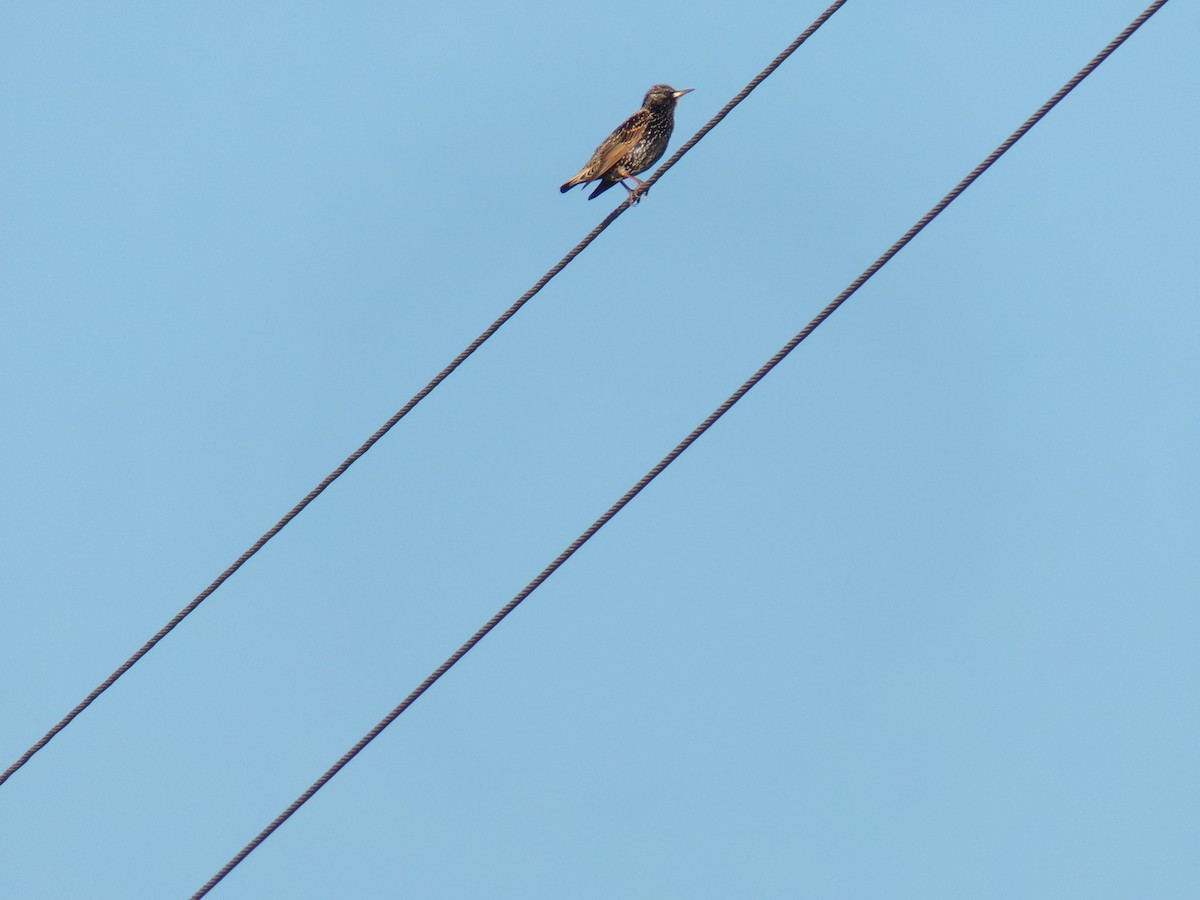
560, 84, 693, 201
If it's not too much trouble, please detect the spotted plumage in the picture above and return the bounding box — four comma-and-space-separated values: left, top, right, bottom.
560, 84, 693, 201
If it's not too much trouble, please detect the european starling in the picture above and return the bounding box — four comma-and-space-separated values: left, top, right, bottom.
560, 84, 693, 201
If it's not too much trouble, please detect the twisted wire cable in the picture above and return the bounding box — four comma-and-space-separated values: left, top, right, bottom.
0, 1, 850, 791
192, 1, 1169, 895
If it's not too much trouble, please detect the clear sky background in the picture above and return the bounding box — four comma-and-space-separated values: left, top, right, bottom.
2, 1, 1196, 897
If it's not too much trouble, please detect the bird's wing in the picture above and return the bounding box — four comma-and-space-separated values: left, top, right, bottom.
589, 109, 649, 177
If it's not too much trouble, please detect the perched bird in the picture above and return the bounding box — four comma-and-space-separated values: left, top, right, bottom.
560, 84, 693, 201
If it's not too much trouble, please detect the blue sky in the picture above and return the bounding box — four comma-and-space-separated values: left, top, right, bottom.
2, 1, 1197, 897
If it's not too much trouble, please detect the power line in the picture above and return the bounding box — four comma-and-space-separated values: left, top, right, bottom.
0, 0, 850, 791
191, 1, 1170, 895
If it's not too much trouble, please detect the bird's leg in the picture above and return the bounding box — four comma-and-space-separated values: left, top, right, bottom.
623, 176, 648, 205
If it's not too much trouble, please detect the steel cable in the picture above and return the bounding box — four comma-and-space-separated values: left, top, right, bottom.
0, 0, 850, 790
192, 1, 1169, 895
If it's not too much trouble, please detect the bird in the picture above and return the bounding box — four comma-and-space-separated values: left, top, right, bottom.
560, 84, 693, 202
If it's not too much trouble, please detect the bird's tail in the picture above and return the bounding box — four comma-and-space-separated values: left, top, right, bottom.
587, 178, 617, 200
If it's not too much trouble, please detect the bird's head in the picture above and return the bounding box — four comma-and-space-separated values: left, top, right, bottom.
643, 84, 694, 109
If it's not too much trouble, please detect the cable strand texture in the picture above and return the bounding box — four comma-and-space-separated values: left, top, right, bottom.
192, 0, 1167, 895
0, 1, 850, 791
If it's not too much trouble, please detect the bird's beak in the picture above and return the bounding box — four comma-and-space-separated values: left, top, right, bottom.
673, 88, 694, 99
